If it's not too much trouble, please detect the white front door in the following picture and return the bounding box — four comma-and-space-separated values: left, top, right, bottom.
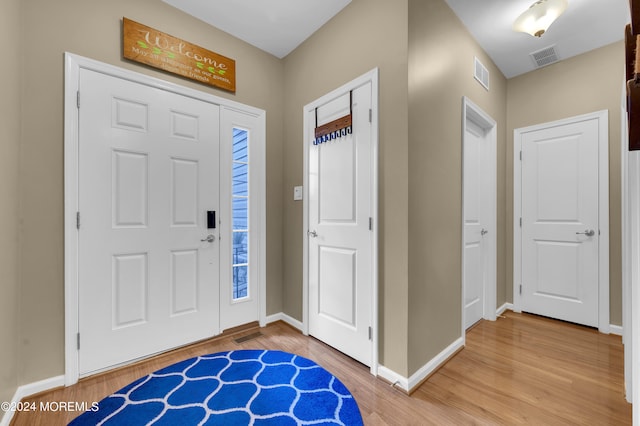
463, 99, 497, 329
519, 117, 600, 327
307, 81, 374, 367
78, 68, 220, 374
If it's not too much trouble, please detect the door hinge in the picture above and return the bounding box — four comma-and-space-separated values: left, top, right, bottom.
519, 151, 522, 161
519, 217, 522, 227
368, 326, 372, 340
77, 91, 80, 109
519, 284, 522, 295
77, 333, 80, 350
369, 109, 372, 123
369, 217, 373, 231
76, 212, 80, 230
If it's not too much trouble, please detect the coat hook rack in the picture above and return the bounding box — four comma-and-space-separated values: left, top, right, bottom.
313, 91, 353, 145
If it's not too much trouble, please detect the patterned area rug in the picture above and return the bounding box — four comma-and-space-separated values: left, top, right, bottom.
69, 350, 363, 425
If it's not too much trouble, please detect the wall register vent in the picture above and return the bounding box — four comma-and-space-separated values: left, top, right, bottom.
474, 57, 490, 91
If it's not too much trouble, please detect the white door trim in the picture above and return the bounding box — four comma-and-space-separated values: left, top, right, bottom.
461, 96, 497, 337
64, 53, 266, 385
631, 149, 640, 426
513, 110, 609, 333
302, 68, 379, 376
620, 81, 633, 402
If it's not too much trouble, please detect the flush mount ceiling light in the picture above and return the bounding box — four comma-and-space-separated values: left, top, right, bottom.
513, 0, 568, 38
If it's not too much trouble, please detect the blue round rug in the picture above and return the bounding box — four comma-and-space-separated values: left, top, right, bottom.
69, 349, 364, 425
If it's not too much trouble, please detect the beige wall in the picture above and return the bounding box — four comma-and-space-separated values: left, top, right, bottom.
407, 0, 508, 374
0, 0, 21, 405
16, 0, 284, 384
282, 0, 410, 375
506, 41, 624, 325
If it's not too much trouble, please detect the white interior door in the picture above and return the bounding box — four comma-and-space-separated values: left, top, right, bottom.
219, 108, 262, 331
520, 118, 599, 327
462, 99, 496, 329
307, 82, 373, 366
78, 68, 220, 374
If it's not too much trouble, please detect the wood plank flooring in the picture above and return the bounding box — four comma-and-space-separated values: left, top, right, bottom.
10, 311, 631, 425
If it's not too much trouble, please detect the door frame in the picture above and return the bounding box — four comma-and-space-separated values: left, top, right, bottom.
461, 96, 497, 336
620, 82, 633, 402
302, 68, 379, 376
513, 110, 609, 333
64, 53, 266, 385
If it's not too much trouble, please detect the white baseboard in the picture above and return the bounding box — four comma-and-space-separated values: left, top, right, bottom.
377, 365, 409, 391
609, 324, 623, 336
495, 304, 623, 337
378, 336, 464, 393
497, 303, 513, 316
407, 337, 464, 391
1, 375, 65, 426
265, 312, 303, 332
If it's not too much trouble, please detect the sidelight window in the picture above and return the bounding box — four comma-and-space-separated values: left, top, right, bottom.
232, 128, 249, 300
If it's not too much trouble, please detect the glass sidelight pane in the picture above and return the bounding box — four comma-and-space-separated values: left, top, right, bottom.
233, 128, 249, 162
233, 265, 249, 299
232, 232, 248, 264
232, 198, 248, 230
233, 163, 249, 196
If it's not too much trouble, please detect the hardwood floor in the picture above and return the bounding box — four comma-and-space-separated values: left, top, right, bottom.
10, 311, 631, 425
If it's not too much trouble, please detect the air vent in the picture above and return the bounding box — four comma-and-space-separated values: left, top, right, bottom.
530, 45, 560, 68
234, 331, 263, 344
474, 57, 490, 90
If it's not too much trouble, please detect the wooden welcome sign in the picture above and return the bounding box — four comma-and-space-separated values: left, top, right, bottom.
123, 18, 236, 93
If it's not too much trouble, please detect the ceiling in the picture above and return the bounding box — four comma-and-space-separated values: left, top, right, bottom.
163, 0, 629, 78
162, 0, 351, 59
445, 0, 630, 78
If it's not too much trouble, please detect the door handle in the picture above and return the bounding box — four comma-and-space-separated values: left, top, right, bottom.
481, 228, 488, 236
576, 229, 595, 237
200, 234, 215, 243
307, 230, 318, 238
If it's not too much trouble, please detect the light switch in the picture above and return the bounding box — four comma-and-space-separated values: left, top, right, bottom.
293, 186, 303, 201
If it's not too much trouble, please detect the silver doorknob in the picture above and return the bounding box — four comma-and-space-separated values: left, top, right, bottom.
576, 229, 595, 237
200, 234, 215, 243
307, 230, 318, 238
481, 228, 488, 236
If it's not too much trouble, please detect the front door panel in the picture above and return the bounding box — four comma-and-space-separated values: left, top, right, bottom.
78, 69, 220, 374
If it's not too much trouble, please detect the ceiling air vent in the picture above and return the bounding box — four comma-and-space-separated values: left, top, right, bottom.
474, 57, 489, 90
530, 45, 560, 68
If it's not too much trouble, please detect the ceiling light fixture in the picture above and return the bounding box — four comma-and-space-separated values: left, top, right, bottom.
513, 0, 568, 38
